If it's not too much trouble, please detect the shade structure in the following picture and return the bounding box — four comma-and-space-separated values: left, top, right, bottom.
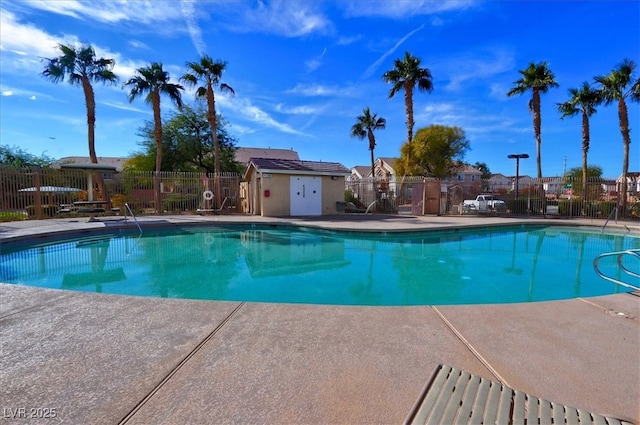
19, 186, 83, 193
59, 163, 118, 202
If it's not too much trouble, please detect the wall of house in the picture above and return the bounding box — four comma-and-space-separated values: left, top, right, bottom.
259, 173, 290, 216
321, 175, 346, 214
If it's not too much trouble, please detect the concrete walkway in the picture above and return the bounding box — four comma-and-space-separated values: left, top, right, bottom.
1, 215, 639, 424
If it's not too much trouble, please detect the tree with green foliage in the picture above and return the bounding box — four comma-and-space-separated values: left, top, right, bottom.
382, 51, 433, 146
507, 61, 559, 179
41, 44, 117, 164
124, 62, 184, 211
565, 165, 603, 201
395, 125, 470, 178
350, 107, 386, 177
0, 145, 53, 167
557, 82, 600, 201
181, 55, 235, 207
594, 58, 639, 214
472, 161, 492, 191
126, 103, 241, 173
472, 162, 491, 179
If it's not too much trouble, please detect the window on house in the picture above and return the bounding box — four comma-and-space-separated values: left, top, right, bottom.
457, 174, 464, 182
471, 175, 476, 182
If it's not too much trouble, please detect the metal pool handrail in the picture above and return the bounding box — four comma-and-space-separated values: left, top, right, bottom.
593, 248, 640, 291
364, 200, 376, 214
124, 203, 143, 236
601, 207, 617, 232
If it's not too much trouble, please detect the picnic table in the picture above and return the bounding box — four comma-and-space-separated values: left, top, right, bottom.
73, 201, 108, 213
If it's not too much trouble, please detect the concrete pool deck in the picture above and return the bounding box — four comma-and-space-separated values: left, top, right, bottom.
1, 214, 638, 424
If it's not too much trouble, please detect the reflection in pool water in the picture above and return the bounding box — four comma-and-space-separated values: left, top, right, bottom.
0, 225, 637, 305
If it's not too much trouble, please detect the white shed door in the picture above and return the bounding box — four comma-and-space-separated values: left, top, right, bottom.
290, 176, 322, 216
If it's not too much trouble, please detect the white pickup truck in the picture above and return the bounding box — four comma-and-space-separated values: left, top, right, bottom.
463, 195, 506, 213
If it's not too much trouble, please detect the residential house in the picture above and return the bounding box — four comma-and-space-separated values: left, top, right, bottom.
234, 147, 299, 169
488, 173, 510, 191
350, 165, 372, 179
617, 172, 640, 193
374, 157, 397, 180
541, 177, 566, 198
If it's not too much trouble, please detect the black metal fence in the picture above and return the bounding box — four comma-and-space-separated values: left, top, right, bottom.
2, 166, 638, 221
345, 175, 639, 220
0, 166, 240, 221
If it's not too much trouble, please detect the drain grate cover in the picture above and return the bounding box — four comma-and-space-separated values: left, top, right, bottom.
605, 309, 635, 319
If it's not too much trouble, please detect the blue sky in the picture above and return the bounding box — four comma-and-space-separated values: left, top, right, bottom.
1, 0, 638, 178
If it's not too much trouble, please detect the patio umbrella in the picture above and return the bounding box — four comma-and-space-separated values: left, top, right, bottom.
18, 186, 83, 193
19, 186, 83, 205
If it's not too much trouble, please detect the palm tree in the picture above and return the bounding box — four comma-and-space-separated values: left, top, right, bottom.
124, 63, 184, 211
350, 107, 386, 176
382, 51, 433, 145
557, 82, 600, 201
42, 44, 117, 201
181, 55, 235, 207
42, 44, 118, 165
594, 58, 639, 215
507, 61, 558, 179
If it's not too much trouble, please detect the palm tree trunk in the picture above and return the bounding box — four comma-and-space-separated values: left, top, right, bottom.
581, 111, 589, 204
207, 84, 222, 208
618, 99, 630, 216
532, 90, 543, 179
152, 91, 163, 213
368, 135, 376, 213
404, 83, 414, 144
81, 77, 106, 201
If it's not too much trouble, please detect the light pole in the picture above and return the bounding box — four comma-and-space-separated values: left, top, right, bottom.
508, 154, 529, 199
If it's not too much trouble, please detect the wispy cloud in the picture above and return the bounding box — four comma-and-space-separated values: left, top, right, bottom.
101, 101, 148, 114
340, 0, 478, 19
360, 25, 425, 80
16, 0, 178, 25
1, 8, 135, 82
275, 104, 319, 115
306, 48, 327, 72
286, 83, 345, 97
0, 9, 74, 60
414, 101, 528, 137
336, 35, 362, 46
225, 1, 333, 37
1, 87, 39, 99
127, 40, 149, 50
440, 48, 514, 92
181, 0, 206, 55
219, 95, 305, 135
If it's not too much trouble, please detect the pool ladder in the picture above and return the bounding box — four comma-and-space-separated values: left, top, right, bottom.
124, 203, 143, 236
593, 248, 640, 291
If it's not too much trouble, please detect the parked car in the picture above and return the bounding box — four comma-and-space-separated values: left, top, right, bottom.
463, 195, 506, 213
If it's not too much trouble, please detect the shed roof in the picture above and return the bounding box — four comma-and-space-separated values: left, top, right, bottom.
235, 147, 299, 165
245, 158, 351, 178
351, 165, 372, 178
59, 163, 118, 173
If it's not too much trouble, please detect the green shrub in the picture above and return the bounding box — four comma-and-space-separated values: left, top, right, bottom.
345, 190, 356, 203
558, 200, 582, 216
162, 193, 199, 212
0, 210, 27, 222
600, 201, 617, 218
25, 205, 58, 218
506, 199, 528, 214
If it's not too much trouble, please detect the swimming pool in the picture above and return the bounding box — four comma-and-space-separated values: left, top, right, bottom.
0, 224, 637, 305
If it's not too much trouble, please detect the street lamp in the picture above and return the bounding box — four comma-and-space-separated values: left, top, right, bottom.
508, 154, 529, 199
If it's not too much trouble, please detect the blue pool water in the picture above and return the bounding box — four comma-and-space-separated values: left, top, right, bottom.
0, 224, 637, 305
